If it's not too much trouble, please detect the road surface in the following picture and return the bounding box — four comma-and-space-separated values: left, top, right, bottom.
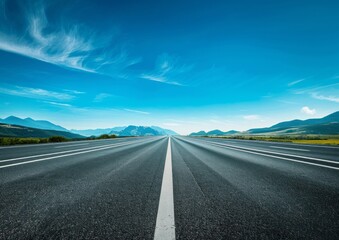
0, 136, 338, 239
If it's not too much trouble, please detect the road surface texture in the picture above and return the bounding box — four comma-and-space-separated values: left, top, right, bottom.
1, 136, 338, 239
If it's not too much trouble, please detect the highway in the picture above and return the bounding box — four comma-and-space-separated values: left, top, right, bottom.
0, 136, 338, 239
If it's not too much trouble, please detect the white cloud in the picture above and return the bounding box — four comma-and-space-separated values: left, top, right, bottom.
288, 79, 304, 87
44, 101, 72, 107
93, 93, 113, 103
140, 53, 192, 85
124, 108, 150, 115
311, 93, 339, 103
0, 1, 138, 76
63, 89, 85, 94
243, 115, 260, 120
301, 106, 316, 115
0, 85, 74, 101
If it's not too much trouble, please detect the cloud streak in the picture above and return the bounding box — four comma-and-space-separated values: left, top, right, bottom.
312, 93, 339, 103
0, 0, 138, 76
0, 85, 74, 101
124, 108, 150, 115
140, 53, 193, 85
93, 93, 114, 103
288, 79, 304, 87
44, 101, 72, 107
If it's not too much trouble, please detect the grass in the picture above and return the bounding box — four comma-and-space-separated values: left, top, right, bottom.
204, 135, 339, 146
0, 134, 118, 146
0, 136, 67, 146
291, 139, 339, 145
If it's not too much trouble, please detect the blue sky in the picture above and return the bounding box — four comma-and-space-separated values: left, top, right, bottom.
0, 0, 338, 134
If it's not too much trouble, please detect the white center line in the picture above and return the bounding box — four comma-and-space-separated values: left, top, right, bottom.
154, 137, 175, 240
270, 146, 309, 152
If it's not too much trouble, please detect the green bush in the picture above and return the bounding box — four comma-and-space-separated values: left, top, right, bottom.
97, 134, 116, 139
48, 136, 68, 142
39, 138, 49, 143
18, 138, 40, 144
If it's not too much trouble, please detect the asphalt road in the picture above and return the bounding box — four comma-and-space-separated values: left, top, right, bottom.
1, 136, 339, 239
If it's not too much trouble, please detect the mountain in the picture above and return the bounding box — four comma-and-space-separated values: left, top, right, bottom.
116, 126, 162, 136
71, 127, 126, 137
189, 129, 239, 136
150, 126, 178, 135
189, 131, 207, 136
248, 111, 339, 134
0, 123, 84, 139
206, 129, 225, 136
71, 126, 177, 136
0, 116, 68, 132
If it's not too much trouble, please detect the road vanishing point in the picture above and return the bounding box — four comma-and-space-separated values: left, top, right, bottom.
1, 136, 339, 239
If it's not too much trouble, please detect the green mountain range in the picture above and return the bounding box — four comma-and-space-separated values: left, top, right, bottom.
0, 123, 84, 139
0, 116, 68, 132
189, 111, 339, 136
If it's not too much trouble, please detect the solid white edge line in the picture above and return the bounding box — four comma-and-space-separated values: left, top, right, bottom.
154, 137, 176, 240
208, 141, 339, 165
0, 143, 130, 169
213, 143, 339, 171
0, 138, 160, 169
179, 137, 339, 170
270, 146, 309, 152
54, 143, 90, 148
214, 138, 339, 149
0, 141, 138, 163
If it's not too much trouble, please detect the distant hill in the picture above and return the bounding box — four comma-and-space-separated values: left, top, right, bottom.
190, 131, 207, 136
115, 126, 161, 136
247, 111, 339, 134
150, 126, 178, 135
0, 123, 84, 139
189, 130, 239, 136
189, 111, 339, 136
71, 127, 126, 137
72, 126, 177, 136
0, 116, 179, 137
0, 116, 68, 132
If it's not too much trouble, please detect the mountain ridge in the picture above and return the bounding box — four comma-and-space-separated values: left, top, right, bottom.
189, 111, 339, 136
0, 116, 178, 137
0, 123, 84, 139
0, 116, 68, 132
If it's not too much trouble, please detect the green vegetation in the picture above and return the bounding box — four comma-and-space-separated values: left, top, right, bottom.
97, 134, 117, 139
0, 134, 119, 146
0, 123, 84, 139
203, 135, 339, 145
0, 136, 68, 146
48, 136, 68, 142
86, 134, 117, 140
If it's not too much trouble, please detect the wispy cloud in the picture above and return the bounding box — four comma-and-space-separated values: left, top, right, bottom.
0, 85, 74, 101
293, 83, 339, 95
0, 0, 138, 76
311, 93, 339, 103
93, 93, 114, 103
288, 78, 304, 87
124, 108, 150, 115
243, 115, 260, 120
63, 89, 85, 94
140, 53, 193, 85
44, 101, 72, 107
301, 106, 316, 115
